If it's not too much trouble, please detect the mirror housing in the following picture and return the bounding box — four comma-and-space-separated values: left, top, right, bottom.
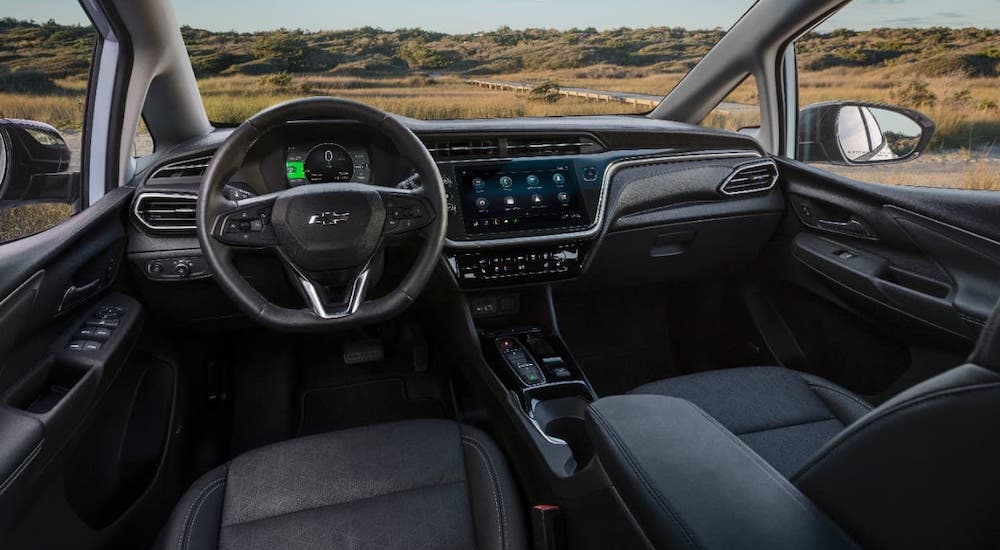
0, 119, 78, 204
797, 102, 935, 166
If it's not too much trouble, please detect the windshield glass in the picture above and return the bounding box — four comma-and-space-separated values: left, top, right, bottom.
170, 0, 755, 123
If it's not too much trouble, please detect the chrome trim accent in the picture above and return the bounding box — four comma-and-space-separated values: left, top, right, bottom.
0, 128, 8, 192
444, 150, 760, 249
132, 191, 198, 231
290, 263, 372, 320
523, 381, 595, 447
149, 155, 213, 179
718, 159, 779, 196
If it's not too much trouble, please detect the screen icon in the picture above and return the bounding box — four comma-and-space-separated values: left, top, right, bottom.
532, 194, 544, 205
472, 178, 486, 191
552, 173, 566, 184
526, 174, 539, 186
475, 197, 489, 209
500, 176, 513, 189
504, 196, 516, 206
557, 191, 570, 204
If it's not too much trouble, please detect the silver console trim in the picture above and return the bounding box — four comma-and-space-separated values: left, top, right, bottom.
718, 158, 779, 196
443, 150, 761, 249
132, 191, 199, 232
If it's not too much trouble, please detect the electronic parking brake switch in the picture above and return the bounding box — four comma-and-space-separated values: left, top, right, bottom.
496, 337, 545, 386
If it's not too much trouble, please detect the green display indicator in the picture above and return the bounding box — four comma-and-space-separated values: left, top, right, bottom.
286, 160, 306, 181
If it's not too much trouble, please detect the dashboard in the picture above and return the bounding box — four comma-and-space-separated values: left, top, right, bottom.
129, 115, 783, 297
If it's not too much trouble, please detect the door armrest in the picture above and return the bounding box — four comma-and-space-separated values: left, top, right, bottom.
586, 395, 857, 550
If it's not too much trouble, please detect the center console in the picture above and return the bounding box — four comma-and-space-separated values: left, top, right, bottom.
440, 154, 611, 289
480, 325, 597, 472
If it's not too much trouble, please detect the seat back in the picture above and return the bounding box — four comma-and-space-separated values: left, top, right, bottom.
791, 299, 1000, 549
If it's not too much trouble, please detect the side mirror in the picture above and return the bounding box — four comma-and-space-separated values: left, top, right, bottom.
797, 102, 935, 166
0, 119, 78, 204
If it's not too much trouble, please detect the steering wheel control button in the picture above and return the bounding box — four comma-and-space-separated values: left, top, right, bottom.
219, 204, 278, 247
383, 196, 432, 235
582, 166, 599, 181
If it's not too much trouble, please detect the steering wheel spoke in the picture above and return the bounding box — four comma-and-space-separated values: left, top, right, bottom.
378, 187, 436, 237
279, 254, 373, 320
211, 193, 280, 248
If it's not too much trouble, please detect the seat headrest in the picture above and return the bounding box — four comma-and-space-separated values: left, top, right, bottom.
969, 298, 1000, 372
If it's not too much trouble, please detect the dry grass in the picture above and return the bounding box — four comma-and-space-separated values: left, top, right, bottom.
198, 74, 648, 121
0, 202, 74, 243
3, 69, 998, 194
799, 69, 1000, 150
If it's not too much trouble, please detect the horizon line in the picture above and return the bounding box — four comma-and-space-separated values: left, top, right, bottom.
6, 18, 1000, 35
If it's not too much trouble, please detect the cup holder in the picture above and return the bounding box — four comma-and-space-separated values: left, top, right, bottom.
538, 409, 594, 465
525, 383, 596, 467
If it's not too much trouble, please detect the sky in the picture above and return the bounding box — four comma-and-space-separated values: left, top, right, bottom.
5, 0, 999, 33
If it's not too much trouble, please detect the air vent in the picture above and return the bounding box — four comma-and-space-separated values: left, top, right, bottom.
720, 160, 779, 195
506, 135, 603, 157
425, 139, 500, 161
150, 156, 212, 179
133, 193, 197, 231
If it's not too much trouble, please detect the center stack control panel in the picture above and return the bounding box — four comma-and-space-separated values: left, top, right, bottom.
447, 242, 587, 288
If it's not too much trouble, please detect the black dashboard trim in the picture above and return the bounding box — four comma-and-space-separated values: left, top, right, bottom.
443, 150, 761, 250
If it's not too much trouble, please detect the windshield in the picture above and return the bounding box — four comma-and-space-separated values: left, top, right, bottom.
170, 0, 756, 123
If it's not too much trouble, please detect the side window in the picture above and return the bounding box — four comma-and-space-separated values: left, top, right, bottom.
0, 16, 96, 243
794, 3, 999, 191
701, 75, 762, 133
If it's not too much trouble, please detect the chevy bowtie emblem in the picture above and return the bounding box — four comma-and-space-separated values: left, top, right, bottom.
308, 211, 351, 226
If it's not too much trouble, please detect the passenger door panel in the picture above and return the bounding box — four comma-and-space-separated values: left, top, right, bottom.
758, 159, 1000, 394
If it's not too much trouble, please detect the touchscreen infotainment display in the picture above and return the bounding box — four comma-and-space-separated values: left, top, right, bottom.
456, 160, 589, 235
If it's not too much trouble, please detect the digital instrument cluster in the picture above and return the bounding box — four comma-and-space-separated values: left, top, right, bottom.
285, 142, 371, 186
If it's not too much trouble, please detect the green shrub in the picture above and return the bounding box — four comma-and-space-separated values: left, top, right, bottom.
528, 81, 562, 103
258, 71, 293, 90
891, 81, 937, 108
0, 69, 60, 94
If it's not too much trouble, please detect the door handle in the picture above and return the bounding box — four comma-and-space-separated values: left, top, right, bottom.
58, 278, 103, 312
816, 218, 873, 238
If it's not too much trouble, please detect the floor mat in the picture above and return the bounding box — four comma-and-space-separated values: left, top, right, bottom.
297, 378, 446, 436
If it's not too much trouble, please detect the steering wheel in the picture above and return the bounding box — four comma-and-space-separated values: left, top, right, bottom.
196, 97, 446, 332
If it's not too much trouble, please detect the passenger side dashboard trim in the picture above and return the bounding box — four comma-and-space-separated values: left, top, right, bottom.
444, 150, 761, 249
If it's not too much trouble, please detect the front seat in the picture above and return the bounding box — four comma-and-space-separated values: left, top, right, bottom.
629, 299, 1000, 548
157, 420, 527, 550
